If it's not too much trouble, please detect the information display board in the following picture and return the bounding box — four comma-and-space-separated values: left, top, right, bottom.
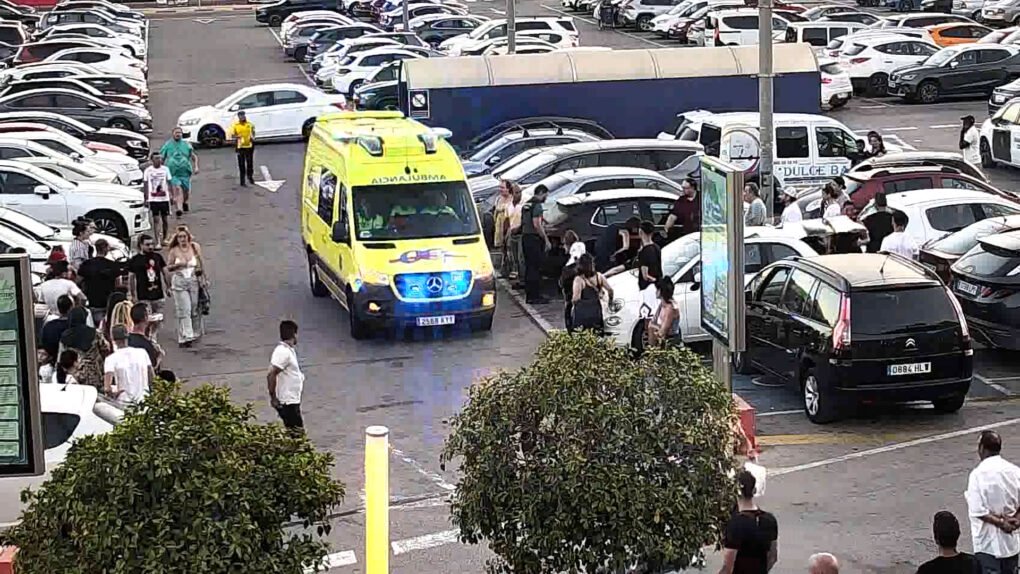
700, 156, 745, 352
0, 255, 42, 477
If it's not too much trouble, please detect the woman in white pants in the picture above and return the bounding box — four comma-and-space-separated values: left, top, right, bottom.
165, 226, 206, 347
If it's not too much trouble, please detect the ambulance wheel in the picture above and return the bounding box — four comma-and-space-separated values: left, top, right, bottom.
347, 289, 369, 340
308, 256, 328, 298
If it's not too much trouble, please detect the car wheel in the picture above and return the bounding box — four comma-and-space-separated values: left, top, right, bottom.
733, 350, 754, 375
347, 80, 363, 98
308, 255, 328, 298
302, 118, 316, 140
867, 73, 889, 97
981, 138, 997, 168
917, 80, 940, 104
268, 13, 283, 26
294, 46, 307, 62
87, 209, 128, 239
637, 14, 653, 30
198, 125, 225, 147
803, 368, 840, 424
347, 288, 369, 340
932, 393, 966, 413
107, 117, 134, 131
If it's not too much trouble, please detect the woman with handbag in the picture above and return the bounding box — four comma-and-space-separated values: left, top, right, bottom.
165, 226, 207, 348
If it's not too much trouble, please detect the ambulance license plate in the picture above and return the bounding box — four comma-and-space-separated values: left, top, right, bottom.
888, 362, 931, 376
417, 315, 455, 327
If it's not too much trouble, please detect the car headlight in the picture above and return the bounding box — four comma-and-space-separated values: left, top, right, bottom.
605, 316, 622, 327
125, 200, 145, 209
608, 298, 624, 313
125, 140, 144, 148
995, 94, 1007, 103
901, 73, 917, 81
361, 269, 389, 285
179, 117, 201, 127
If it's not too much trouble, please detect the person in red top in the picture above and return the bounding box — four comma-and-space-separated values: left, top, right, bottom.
664, 178, 701, 243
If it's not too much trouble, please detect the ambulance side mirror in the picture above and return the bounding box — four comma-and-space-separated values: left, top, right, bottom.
331, 220, 349, 244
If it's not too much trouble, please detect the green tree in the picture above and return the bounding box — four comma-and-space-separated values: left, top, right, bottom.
2, 380, 345, 574
442, 332, 737, 574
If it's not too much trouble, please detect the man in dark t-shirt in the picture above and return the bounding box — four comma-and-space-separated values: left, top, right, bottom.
77, 239, 124, 325
127, 234, 169, 314
664, 178, 701, 243
38, 294, 73, 359
636, 220, 662, 291
917, 511, 981, 574
127, 303, 161, 368
721, 470, 777, 574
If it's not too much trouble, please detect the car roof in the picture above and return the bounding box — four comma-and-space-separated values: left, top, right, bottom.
356, 47, 423, 58
928, 22, 984, 30
950, 43, 1018, 53
40, 381, 97, 416
885, 188, 1003, 207
845, 164, 967, 181
557, 166, 669, 180
701, 111, 846, 127
0, 87, 103, 103
497, 127, 595, 141
237, 82, 311, 92
797, 253, 939, 288
558, 188, 679, 205
542, 138, 702, 156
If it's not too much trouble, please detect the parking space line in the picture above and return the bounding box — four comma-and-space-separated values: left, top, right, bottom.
883, 126, 918, 132
491, 8, 505, 14
770, 416, 1020, 476
930, 124, 958, 128
757, 409, 803, 417
391, 529, 460, 556
975, 373, 1012, 396
306, 550, 357, 572
390, 447, 456, 492
760, 431, 923, 446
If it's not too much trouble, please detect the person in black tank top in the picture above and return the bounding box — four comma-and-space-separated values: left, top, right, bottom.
720, 470, 778, 574
571, 253, 613, 334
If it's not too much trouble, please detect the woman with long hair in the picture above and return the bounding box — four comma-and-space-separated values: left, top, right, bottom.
101, 291, 129, 344
54, 349, 80, 386
59, 306, 109, 390
166, 225, 206, 347
571, 253, 613, 333
646, 278, 679, 348
560, 230, 586, 331
867, 131, 887, 158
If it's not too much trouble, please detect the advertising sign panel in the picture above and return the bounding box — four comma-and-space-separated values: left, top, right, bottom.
0, 255, 43, 477
700, 156, 745, 352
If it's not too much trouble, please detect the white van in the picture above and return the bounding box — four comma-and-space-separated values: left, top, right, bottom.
784, 21, 868, 53
669, 112, 882, 189
705, 8, 791, 46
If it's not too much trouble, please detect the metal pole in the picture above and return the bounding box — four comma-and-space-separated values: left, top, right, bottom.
507, 0, 516, 54
758, 0, 774, 219
402, 0, 409, 33
365, 426, 389, 574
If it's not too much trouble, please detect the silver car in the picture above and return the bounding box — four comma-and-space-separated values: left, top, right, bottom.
461, 127, 603, 176
521, 166, 686, 204
983, 0, 1020, 26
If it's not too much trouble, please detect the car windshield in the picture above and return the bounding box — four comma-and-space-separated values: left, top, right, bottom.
352, 181, 480, 240
929, 218, 1010, 256
490, 149, 554, 179
662, 232, 701, 277
955, 244, 1020, 277
851, 287, 958, 335
467, 135, 521, 162
0, 208, 56, 239
0, 224, 48, 256
924, 47, 960, 67
541, 173, 581, 202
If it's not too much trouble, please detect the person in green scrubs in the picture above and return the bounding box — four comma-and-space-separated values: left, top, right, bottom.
160, 127, 200, 220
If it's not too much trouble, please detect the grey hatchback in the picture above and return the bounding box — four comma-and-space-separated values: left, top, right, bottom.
0, 88, 151, 133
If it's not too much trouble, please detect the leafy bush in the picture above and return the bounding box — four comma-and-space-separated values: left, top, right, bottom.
2, 380, 345, 574
442, 331, 737, 574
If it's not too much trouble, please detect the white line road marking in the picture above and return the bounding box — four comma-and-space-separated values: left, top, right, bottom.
771, 416, 1020, 476
391, 529, 460, 556
860, 105, 889, 109
390, 447, 456, 491
539, 4, 669, 48
255, 165, 285, 193
975, 373, 1012, 396
490, 7, 505, 13
986, 375, 1020, 382
193, 17, 216, 23
930, 124, 958, 128
305, 550, 357, 572
883, 126, 918, 132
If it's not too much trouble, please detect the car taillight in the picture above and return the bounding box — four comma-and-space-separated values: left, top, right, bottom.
945, 286, 970, 344
832, 295, 851, 352
849, 57, 870, 64
821, 77, 832, 84
571, 34, 578, 46
982, 287, 1015, 299
714, 27, 719, 43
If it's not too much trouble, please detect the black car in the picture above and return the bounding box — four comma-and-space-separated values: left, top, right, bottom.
0, 78, 142, 107
888, 44, 1020, 104
951, 230, 1020, 349
0, 4, 39, 27
53, 1, 144, 21
352, 61, 400, 109
411, 15, 487, 45
75, 74, 147, 102
256, 0, 337, 27
989, 78, 1020, 116
921, 215, 1020, 283
737, 253, 972, 423
0, 109, 150, 159
543, 188, 680, 256
38, 11, 139, 35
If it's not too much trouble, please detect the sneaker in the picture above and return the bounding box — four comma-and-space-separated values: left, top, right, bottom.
183, 202, 189, 213
240, 181, 247, 187
175, 210, 183, 218
248, 178, 256, 185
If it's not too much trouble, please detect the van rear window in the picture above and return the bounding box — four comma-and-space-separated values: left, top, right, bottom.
850, 287, 957, 335
700, 124, 721, 157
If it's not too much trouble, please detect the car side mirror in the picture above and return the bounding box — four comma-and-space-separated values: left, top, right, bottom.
949, 60, 959, 68
486, 155, 501, 166
331, 219, 349, 243
228, 104, 239, 112
88, 102, 99, 109
70, 152, 82, 161
33, 184, 49, 196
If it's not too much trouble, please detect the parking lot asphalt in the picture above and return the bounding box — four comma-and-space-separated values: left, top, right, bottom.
133, 6, 1020, 573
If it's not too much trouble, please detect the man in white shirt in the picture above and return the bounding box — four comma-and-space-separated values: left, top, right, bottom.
36, 260, 86, 317
268, 320, 305, 430
961, 115, 981, 166
104, 325, 153, 405
880, 211, 919, 260
142, 153, 173, 247
966, 431, 1020, 574
780, 188, 803, 225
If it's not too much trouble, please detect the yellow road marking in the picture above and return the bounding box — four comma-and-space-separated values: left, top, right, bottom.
759, 432, 926, 446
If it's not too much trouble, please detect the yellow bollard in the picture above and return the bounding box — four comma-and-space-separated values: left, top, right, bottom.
365, 425, 389, 574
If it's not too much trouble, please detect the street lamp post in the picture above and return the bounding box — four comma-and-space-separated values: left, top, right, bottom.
507, 0, 516, 54
758, 0, 774, 219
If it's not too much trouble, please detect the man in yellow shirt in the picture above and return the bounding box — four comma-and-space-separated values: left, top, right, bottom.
228, 111, 255, 186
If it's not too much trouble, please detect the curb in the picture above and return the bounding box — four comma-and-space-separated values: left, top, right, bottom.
496, 274, 555, 335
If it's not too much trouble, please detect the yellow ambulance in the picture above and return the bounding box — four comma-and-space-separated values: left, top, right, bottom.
301, 111, 495, 339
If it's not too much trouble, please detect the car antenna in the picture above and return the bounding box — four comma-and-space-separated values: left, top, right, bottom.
879, 253, 890, 275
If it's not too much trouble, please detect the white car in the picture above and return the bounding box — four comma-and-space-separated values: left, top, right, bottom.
281, 10, 349, 37
461, 33, 569, 55
0, 384, 122, 525
44, 47, 146, 81
175, 83, 347, 147
0, 130, 141, 185
330, 48, 424, 96
18, 155, 120, 184
0, 62, 104, 83
859, 188, 1020, 247
0, 206, 128, 261
439, 17, 578, 55
42, 23, 147, 57
44, 32, 144, 61
314, 37, 402, 83
484, 42, 559, 55
379, 3, 465, 29
706, 8, 790, 46
0, 159, 149, 238
980, 101, 1020, 168
603, 227, 818, 349
837, 33, 939, 95
819, 57, 852, 109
